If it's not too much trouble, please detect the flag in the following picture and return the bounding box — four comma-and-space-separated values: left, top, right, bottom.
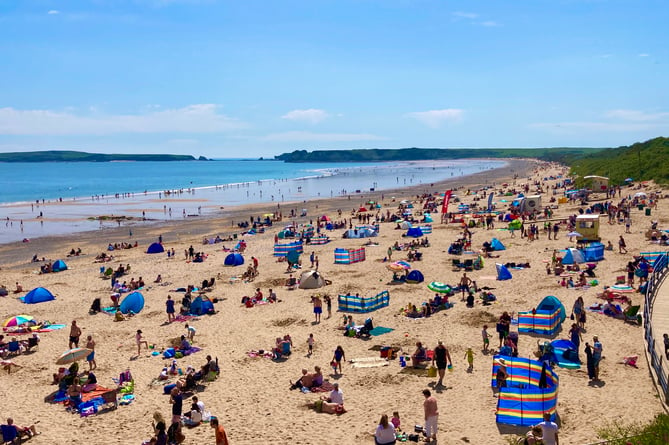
487, 192, 495, 212
441, 190, 452, 214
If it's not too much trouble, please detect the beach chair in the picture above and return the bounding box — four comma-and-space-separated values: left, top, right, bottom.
463, 259, 474, 271
6, 340, 21, 357
452, 259, 463, 271
624, 305, 642, 325
1, 424, 19, 444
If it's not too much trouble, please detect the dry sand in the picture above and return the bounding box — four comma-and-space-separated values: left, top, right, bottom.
0, 158, 665, 445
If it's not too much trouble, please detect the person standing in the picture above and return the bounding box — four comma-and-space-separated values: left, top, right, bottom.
136, 329, 149, 356
459, 273, 472, 300
169, 386, 183, 424
307, 333, 315, 357
619, 235, 627, 254
536, 412, 559, 445
166, 295, 176, 323
584, 342, 595, 380
312, 295, 323, 323
592, 336, 603, 380
332, 345, 346, 375
85, 335, 96, 371
210, 418, 229, 445
422, 389, 439, 443
432, 341, 452, 387
324, 295, 332, 319
69, 320, 82, 349
310, 251, 315, 268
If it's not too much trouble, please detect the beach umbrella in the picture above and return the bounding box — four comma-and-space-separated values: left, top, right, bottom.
56, 348, 93, 365
386, 261, 411, 272
357, 207, 368, 213
367, 200, 376, 205
427, 282, 451, 293
567, 231, 583, 238
394, 261, 412, 270
320, 215, 331, 222
634, 192, 647, 198
3, 314, 34, 328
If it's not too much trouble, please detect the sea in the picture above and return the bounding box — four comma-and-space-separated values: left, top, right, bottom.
0, 158, 506, 244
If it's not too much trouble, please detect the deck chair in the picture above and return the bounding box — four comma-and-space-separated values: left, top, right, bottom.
1, 424, 19, 445
451, 259, 463, 271
463, 259, 474, 271
6, 340, 21, 357
624, 305, 642, 325
24, 336, 39, 352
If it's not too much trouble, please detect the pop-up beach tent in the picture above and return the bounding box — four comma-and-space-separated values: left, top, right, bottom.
147, 242, 165, 254
338, 290, 390, 313
119, 291, 145, 314
190, 295, 214, 316
344, 227, 377, 238
561, 248, 585, 265
52, 259, 68, 272
406, 227, 424, 238
492, 355, 559, 426
517, 296, 566, 336
496, 263, 512, 281
224, 252, 245, 266
334, 247, 366, 264
406, 270, 424, 283
398, 221, 412, 229
22, 287, 55, 304
298, 270, 326, 289
491, 238, 506, 251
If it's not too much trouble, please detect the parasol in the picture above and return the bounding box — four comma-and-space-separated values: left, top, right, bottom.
3, 315, 34, 329
567, 231, 582, 238
427, 282, 451, 293
56, 348, 93, 365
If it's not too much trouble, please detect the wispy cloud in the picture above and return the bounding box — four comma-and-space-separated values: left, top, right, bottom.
263, 131, 386, 142
480, 21, 500, 27
639, 53, 650, 57
405, 109, 464, 128
605, 109, 669, 122
0, 105, 246, 135
452, 12, 478, 19
281, 109, 330, 124
531, 108, 669, 133
47, 10, 60, 15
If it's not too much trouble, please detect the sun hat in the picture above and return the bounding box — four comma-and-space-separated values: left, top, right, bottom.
495, 358, 506, 366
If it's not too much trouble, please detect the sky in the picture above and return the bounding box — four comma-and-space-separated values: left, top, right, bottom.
0, 0, 668, 158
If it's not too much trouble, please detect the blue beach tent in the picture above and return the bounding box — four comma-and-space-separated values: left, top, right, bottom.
119, 291, 145, 314
224, 252, 244, 266
22, 287, 55, 304
190, 295, 215, 316
406, 227, 424, 238
491, 238, 506, 251
496, 264, 512, 281
406, 270, 425, 284
52, 259, 68, 272
147, 242, 165, 254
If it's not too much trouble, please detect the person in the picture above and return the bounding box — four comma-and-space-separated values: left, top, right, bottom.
619, 235, 627, 254
169, 386, 183, 424
312, 295, 323, 323
185, 324, 196, 342
374, 414, 397, 445
482, 325, 492, 352
69, 320, 82, 349
67, 378, 83, 409
497, 312, 512, 348
664, 333, 669, 360
411, 342, 427, 368
115, 310, 126, 322
422, 389, 438, 443
332, 345, 346, 375
464, 347, 474, 371
136, 329, 149, 356
13, 282, 23, 294
432, 341, 452, 386
495, 358, 508, 389
210, 418, 229, 445
289, 368, 313, 389
179, 335, 191, 351
307, 333, 315, 357
166, 295, 176, 323
524, 425, 543, 445
306, 399, 345, 414
154, 274, 163, 283
536, 412, 559, 445
459, 272, 472, 300
151, 415, 168, 445
391, 411, 401, 430
325, 381, 344, 404
324, 295, 332, 318
592, 336, 603, 381
4, 418, 39, 439
568, 324, 582, 351
85, 335, 96, 371
167, 421, 185, 443
572, 296, 584, 326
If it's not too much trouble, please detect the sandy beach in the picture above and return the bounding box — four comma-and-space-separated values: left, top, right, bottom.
0, 157, 665, 445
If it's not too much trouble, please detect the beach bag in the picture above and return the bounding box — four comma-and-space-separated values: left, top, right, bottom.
427, 366, 437, 377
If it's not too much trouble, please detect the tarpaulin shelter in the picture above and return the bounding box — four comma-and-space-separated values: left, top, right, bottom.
492, 355, 559, 426
338, 290, 389, 313
561, 248, 585, 265
517, 296, 566, 336
273, 241, 303, 257
147, 242, 165, 254
52, 259, 68, 272
119, 291, 145, 314
334, 247, 366, 264
406, 270, 424, 283
224, 252, 245, 266
406, 227, 423, 238
496, 264, 512, 281
21, 287, 55, 304
491, 238, 506, 251
190, 295, 214, 316
298, 270, 325, 289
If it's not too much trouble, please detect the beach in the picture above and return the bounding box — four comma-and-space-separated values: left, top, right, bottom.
0, 157, 665, 445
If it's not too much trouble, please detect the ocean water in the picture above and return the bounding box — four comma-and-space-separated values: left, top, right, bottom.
0, 158, 505, 243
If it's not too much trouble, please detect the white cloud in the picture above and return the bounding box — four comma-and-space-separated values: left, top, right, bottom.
639, 53, 650, 57
281, 109, 330, 124
263, 131, 386, 142
605, 109, 669, 122
453, 12, 478, 19
0, 104, 245, 135
47, 10, 60, 15
530, 122, 658, 132
480, 21, 500, 27
405, 109, 464, 128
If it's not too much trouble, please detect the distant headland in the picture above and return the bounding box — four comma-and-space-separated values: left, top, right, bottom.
0, 150, 207, 162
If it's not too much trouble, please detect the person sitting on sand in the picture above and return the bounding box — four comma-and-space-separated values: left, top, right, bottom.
154, 274, 163, 283
305, 399, 346, 414
67, 378, 83, 409
4, 418, 39, 439
13, 282, 23, 294
411, 342, 428, 368
290, 369, 313, 390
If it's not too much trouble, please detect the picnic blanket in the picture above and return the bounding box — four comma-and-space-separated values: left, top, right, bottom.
82, 384, 116, 403
368, 326, 394, 336
350, 357, 389, 368
174, 315, 200, 323
247, 351, 274, 359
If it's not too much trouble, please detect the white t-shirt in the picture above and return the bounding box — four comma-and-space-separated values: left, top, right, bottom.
329, 389, 344, 405
375, 425, 396, 444
539, 421, 559, 445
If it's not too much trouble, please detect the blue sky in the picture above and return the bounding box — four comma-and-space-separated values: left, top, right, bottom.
0, 0, 667, 158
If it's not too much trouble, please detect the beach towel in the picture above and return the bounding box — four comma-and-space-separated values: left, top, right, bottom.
247, 351, 274, 359
350, 357, 389, 368
368, 326, 394, 336
308, 381, 335, 393
174, 315, 200, 323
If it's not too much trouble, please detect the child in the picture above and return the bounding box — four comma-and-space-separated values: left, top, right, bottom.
307, 333, 314, 357
482, 325, 492, 352
391, 411, 401, 430
185, 324, 196, 342
464, 347, 474, 371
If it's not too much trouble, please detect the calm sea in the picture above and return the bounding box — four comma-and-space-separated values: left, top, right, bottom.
0, 158, 505, 243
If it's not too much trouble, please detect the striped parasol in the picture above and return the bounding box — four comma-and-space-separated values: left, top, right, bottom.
3, 315, 34, 329
427, 281, 451, 293
56, 348, 93, 365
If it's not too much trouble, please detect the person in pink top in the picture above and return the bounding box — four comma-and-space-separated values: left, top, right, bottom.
422, 389, 439, 443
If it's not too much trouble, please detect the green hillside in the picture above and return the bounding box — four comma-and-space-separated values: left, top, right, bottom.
568, 137, 669, 185
0, 150, 199, 162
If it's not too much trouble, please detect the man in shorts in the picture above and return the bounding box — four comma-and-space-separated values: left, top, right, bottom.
69, 320, 82, 349
432, 341, 452, 387
422, 389, 439, 443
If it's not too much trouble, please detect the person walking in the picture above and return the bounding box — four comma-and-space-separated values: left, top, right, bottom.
432, 341, 452, 387
619, 235, 627, 254
210, 418, 229, 445
422, 389, 439, 443
85, 335, 96, 371
166, 295, 176, 323
69, 320, 82, 349
136, 329, 149, 356
592, 336, 603, 381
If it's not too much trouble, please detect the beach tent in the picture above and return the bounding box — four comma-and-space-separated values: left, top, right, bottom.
224, 252, 245, 266
423, 213, 434, 223
273, 241, 303, 257
548, 339, 581, 369
298, 270, 325, 289
52, 259, 68, 272
119, 291, 145, 314
496, 264, 512, 281
491, 238, 506, 251
334, 247, 366, 264
398, 221, 412, 229
338, 290, 390, 313
582, 243, 605, 261
146, 242, 165, 254
517, 296, 566, 336
286, 250, 301, 265
406, 227, 424, 238
344, 227, 377, 238
406, 270, 424, 284
561, 248, 585, 265
508, 219, 522, 230
22, 287, 55, 304
190, 295, 214, 316
492, 355, 559, 426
